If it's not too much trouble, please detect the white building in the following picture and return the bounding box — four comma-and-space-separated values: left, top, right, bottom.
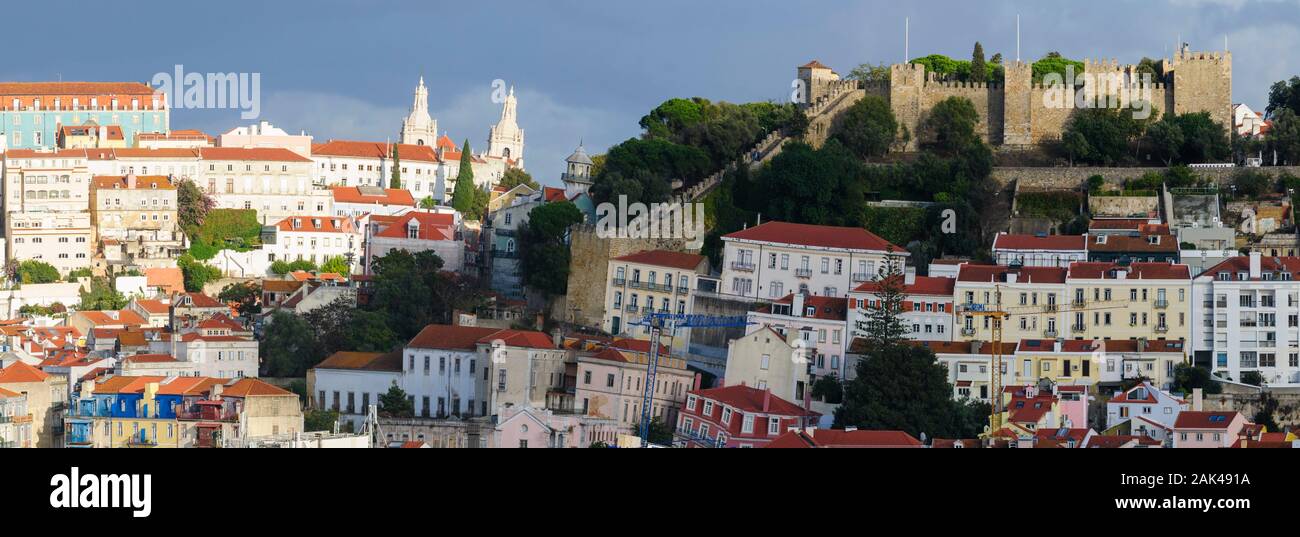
746, 292, 849, 379
1105, 380, 1188, 442
311, 139, 442, 201
3, 149, 95, 274
197, 147, 330, 224
1191, 253, 1300, 385
603, 249, 708, 349
1232, 103, 1269, 137
267, 215, 363, 272
992, 233, 1088, 268
720, 221, 907, 300
364, 210, 464, 272
218, 120, 313, 158
848, 274, 955, 342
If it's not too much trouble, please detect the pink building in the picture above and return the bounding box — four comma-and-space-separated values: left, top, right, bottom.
678, 385, 819, 448
495, 406, 621, 448
1172, 411, 1250, 448
1055, 385, 1088, 430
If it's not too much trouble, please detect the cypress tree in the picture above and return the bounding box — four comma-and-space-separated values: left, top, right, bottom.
970, 42, 987, 83
450, 139, 477, 215
389, 143, 401, 189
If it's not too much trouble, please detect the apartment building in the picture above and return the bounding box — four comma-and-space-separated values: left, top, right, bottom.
747, 293, 848, 379
267, 215, 363, 272
953, 264, 1068, 343
603, 249, 708, 348
311, 139, 442, 197
1171, 410, 1250, 448
849, 274, 955, 342
1105, 380, 1189, 442
330, 185, 416, 217
0, 82, 168, 149
678, 384, 819, 448
365, 210, 464, 272
723, 326, 808, 405
197, 147, 330, 224
88, 174, 184, 270
1191, 253, 1300, 385
719, 220, 906, 300
3, 149, 95, 274
1064, 262, 1192, 342
574, 340, 697, 431
1087, 225, 1179, 263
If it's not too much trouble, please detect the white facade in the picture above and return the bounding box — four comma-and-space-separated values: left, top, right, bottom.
218, 121, 313, 158
848, 275, 955, 342
1191, 253, 1300, 385
1105, 381, 1188, 442
719, 221, 906, 300
746, 293, 849, 379
268, 215, 363, 272
401, 345, 485, 419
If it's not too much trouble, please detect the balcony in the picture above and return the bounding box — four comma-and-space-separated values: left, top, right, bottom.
1154, 325, 1169, 333
851, 272, 871, 283
676, 286, 689, 294
795, 268, 812, 278
1072, 324, 1087, 332
1043, 304, 1059, 313
1216, 300, 1228, 308
730, 261, 756, 272
1154, 299, 1169, 309
1043, 329, 1058, 338
629, 280, 644, 289
612, 277, 626, 286
1072, 299, 1087, 308
177, 407, 239, 422
961, 327, 976, 336
625, 304, 638, 312
641, 306, 654, 313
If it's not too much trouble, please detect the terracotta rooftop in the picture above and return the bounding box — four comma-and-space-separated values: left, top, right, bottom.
723, 221, 902, 252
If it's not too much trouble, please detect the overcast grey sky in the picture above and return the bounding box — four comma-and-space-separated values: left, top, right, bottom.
8, 0, 1297, 182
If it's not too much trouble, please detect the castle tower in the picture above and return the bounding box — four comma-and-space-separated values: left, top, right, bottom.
562, 141, 594, 198
487, 86, 524, 168
1001, 61, 1034, 147
1169, 48, 1232, 135
400, 76, 437, 146
797, 60, 840, 107
888, 62, 926, 151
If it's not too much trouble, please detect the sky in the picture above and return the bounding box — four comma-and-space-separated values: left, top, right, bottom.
7, 0, 1299, 182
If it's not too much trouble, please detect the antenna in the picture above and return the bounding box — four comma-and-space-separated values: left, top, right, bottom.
1016, 14, 1021, 62
904, 17, 909, 62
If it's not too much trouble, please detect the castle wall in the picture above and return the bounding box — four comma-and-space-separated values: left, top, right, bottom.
989, 166, 1300, 190
560, 224, 690, 329
1170, 50, 1233, 133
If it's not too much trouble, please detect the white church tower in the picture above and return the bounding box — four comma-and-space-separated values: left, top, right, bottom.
486, 86, 524, 167
561, 141, 593, 198
400, 77, 437, 146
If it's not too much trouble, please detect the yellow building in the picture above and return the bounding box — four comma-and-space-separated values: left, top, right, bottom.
954, 265, 1068, 342
1064, 262, 1192, 341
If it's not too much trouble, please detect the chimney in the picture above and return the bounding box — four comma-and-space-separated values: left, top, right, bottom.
98, 124, 107, 144
904, 266, 917, 285
1192, 388, 1203, 411
126, 173, 137, 189
762, 388, 771, 412
1249, 251, 1262, 279
535, 313, 545, 332
1005, 272, 1018, 284
792, 291, 806, 317
1053, 338, 1063, 352
551, 328, 563, 349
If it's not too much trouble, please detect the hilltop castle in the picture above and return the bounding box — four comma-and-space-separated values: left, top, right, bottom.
798, 45, 1232, 151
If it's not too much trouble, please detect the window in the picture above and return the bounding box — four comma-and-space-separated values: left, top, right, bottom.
768, 417, 780, 435
760, 354, 770, 370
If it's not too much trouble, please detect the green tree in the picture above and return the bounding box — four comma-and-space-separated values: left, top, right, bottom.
858, 253, 910, 346
320, 255, 352, 276
1268, 109, 1300, 165
498, 168, 540, 190
644, 417, 673, 446
76, 277, 127, 310
845, 62, 891, 83
835, 342, 981, 438
923, 97, 981, 154
1173, 111, 1231, 163
66, 268, 93, 280
756, 140, 867, 227
304, 409, 340, 432
1232, 169, 1273, 198
177, 255, 222, 292
218, 281, 261, 318
419, 196, 438, 209
378, 381, 414, 418
260, 310, 324, 377
390, 143, 402, 189
1171, 362, 1222, 395
1240, 371, 1264, 386
519, 201, 584, 296
1266, 75, 1300, 117
810, 376, 843, 404
970, 42, 987, 83
830, 95, 897, 159
1146, 117, 1185, 166
176, 177, 214, 231
450, 140, 479, 218
17, 260, 60, 284
1253, 391, 1281, 432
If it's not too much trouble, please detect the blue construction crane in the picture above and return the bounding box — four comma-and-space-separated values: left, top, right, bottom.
627, 312, 751, 447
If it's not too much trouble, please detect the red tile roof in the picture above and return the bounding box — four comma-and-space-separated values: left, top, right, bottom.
182, 292, 223, 308
274, 215, 357, 233
406, 325, 550, 351
314, 350, 403, 372
1202, 256, 1300, 281
853, 275, 954, 296
611, 250, 706, 271
543, 187, 567, 202
765, 428, 922, 448
133, 299, 169, 315
1089, 233, 1177, 253
690, 385, 817, 417
145, 268, 184, 294
1066, 262, 1190, 280
123, 354, 177, 364
0, 361, 50, 384
957, 264, 1067, 284
1174, 411, 1242, 430
330, 186, 416, 206
611, 338, 671, 356
1085, 434, 1162, 448
764, 294, 848, 321
91, 175, 175, 190
908, 340, 1018, 355
993, 233, 1087, 251
221, 378, 293, 397
313, 140, 439, 163
0, 81, 155, 96
723, 221, 902, 252
373, 211, 455, 241
198, 146, 311, 162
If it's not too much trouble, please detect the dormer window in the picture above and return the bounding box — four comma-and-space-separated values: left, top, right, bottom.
805, 306, 815, 317
407, 223, 420, 239
1147, 235, 1160, 245
1095, 235, 1107, 244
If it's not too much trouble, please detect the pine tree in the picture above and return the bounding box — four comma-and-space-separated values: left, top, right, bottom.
377, 381, 414, 418
389, 143, 402, 189
858, 250, 910, 347
970, 42, 987, 83
450, 139, 477, 216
